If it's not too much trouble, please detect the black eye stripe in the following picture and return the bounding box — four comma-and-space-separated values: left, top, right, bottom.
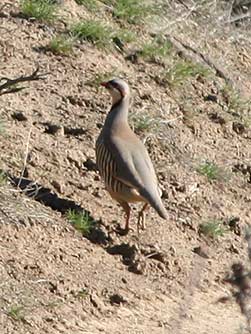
111, 82, 123, 96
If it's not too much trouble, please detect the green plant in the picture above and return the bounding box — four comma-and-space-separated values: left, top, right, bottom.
20, 0, 58, 23
71, 19, 135, 50
130, 114, 161, 133
197, 161, 228, 182
76, 288, 89, 298
71, 20, 112, 48
165, 60, 209, 86
199, 220, 226, 239
140, 38, 172, 61
0, 170, 7, 186
85, 69, 118, 88
114, 29, 136, 44
221, 84, 251, 116
7, 305, 25, 321
67, 209, 95, 236
75, 0, 98, 10
47, 35, 75, 55
103, 0, 155, 24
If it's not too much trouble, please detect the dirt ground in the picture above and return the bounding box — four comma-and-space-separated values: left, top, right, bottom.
1, 1, 251, 333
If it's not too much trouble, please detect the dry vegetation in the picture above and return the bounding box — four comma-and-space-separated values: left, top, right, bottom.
1, 0, 251, 333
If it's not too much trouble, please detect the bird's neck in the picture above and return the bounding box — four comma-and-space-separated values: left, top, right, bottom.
105, 96, 130, 127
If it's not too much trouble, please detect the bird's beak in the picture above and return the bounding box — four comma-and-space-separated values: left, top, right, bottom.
100, 82, 108, 88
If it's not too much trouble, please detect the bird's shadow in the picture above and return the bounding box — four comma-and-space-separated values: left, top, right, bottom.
9, 175, 108, 245
7, 175, 154, 274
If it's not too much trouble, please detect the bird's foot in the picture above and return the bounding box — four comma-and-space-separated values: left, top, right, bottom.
114, 224, 130, 236
137, 211, 146, 234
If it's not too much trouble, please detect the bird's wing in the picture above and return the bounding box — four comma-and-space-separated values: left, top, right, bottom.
107, 134, 158, 196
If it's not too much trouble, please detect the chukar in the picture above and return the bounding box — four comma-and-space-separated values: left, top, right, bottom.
95, 78, 168, 233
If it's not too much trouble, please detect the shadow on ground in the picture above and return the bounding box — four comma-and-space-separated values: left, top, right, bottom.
7, 174, 151, 274
9, 175, 109, 245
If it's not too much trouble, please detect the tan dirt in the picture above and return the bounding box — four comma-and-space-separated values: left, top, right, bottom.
0, 1, 251, 333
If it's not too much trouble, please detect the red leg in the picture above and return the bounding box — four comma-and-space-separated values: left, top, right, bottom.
119, 201, 131, 233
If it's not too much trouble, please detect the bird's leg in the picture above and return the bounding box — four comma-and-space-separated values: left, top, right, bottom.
137, 203, 148, 232
119, 201, 131, 234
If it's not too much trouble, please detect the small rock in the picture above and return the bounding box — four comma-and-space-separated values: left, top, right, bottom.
112, 37, 124, 51
83, 158, 97, 171
157, 262, 166, 272
0, 11, 9, 18
161, 189, 169, 199
67, 95, 85, 107
125, 52, 139, 64
109, 293, 127, 305
121, 277, 127, 284
229, 244, 239, 254
96, 122, 103, 129
43, 122, 63, 135
64, 126, 86, 136
193, 246, 209, 259
204, 94, 218, 103
232, 121, 245, 134
94, 174, 100, 181
12, 111, 27, 121
92, 189, 102, 198
51, 180, 64, 194
90, 293, 106, 312
128, 258, 146, 275
208, 112, 226, 125
226, 216, 241, 236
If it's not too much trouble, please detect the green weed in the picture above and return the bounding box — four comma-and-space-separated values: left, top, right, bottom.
197, 161, 228, 182
130, 114, 161, 133
199, 220, 226, 239
166, 60, 209, 86
75, 0, 98, 10
71, 20, 134, 49
102, 0, 155, 24
221, 84, 251, 116
47, 35, 75, 55
71, 20, 112, 48
20, 0, 58, 23
114, 29, 136, 44
67, 209, 95, 236
7, 305, 25, 321
0, 170, 7, 186
140, 38, 172, 62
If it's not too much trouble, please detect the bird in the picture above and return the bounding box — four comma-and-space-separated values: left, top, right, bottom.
95, 78, 168, 234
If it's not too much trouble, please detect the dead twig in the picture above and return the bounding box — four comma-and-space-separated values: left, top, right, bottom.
160, 3, 197, 32
160, 115, 183, 124
167, 35, 235, 88
229, 12, 251, 24
227, 0, 236, 23
0, 67, 49, 96
17, 127, 32, 190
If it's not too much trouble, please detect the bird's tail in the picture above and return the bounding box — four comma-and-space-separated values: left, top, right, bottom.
140, 188, 168, 220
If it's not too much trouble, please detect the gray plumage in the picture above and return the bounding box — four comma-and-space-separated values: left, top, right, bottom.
95, 78, 168, 232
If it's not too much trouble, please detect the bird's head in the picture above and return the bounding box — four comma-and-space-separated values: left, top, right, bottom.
101, 78, 130, 105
